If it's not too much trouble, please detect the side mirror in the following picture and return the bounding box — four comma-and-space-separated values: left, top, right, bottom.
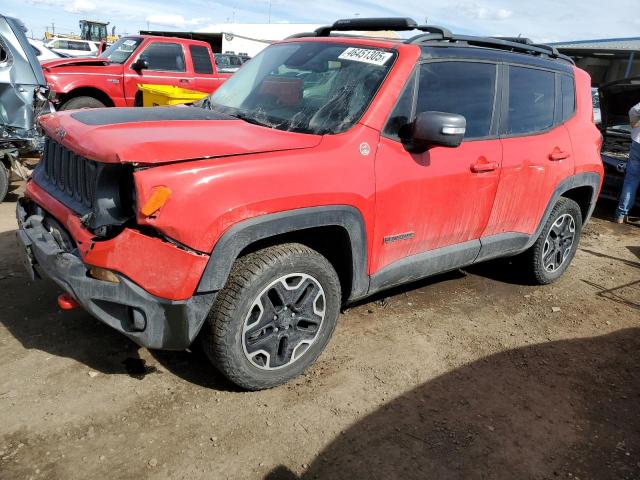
131, 58, 149, 71
409, 111, 466, 152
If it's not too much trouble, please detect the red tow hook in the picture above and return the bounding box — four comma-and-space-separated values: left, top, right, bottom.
57, 293, 80, 310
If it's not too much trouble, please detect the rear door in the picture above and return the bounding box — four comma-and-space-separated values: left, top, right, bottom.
485, 65, 575, 237
123, 40, 191, 105
372, 60, 502, 273
189, 44, 228, 94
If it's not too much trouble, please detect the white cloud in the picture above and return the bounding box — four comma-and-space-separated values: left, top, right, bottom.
27, 0, 96, 13
65, 0, 96, 13
145, 14, 210, 28
457, 2, 513, 21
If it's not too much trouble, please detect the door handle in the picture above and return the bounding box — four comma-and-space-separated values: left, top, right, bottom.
179, 79, 191, 83
549, 148, 571, 161
470, 158, 499, 173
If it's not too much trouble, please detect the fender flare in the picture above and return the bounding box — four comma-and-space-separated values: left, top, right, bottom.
196, 205, 369, 300
526, 171, 601, 250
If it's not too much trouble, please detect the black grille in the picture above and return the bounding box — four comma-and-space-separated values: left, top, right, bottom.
37, 137, 99, 212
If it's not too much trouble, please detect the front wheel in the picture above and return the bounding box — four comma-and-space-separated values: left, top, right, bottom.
59, 96, 106, 110
523, 197, 583, 284
200, 243, 341, 390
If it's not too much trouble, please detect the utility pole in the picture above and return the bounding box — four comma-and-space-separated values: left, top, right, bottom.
268, 0, 272, 23
51, 22, 55, 35
146, 21, 150, 31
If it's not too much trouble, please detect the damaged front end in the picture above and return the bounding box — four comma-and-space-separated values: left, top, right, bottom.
0, 14, 51, 200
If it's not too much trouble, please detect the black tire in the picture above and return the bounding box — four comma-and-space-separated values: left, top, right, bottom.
0, 163, 8, 203
200, 243, 341, 390
59, 96, 106, 110
522, 197, 583, 285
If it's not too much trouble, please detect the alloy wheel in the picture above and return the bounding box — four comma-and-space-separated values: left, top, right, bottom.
542, 213, 576, 272
242, 273, 326, 370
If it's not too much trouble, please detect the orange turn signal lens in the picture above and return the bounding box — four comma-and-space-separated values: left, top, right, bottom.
140, 186, 172, 217
88, 267, 120, 284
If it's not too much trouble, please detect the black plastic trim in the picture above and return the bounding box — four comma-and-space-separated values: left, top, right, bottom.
368, 240, 480, 295
197, 205, 369, 301
70, 107, 235, 126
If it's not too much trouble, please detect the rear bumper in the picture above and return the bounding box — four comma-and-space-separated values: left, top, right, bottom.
16, 198, 215, 350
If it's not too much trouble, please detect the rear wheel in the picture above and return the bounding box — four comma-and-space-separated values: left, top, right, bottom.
0, 163, 8, 203
522, 197, 582, 284
59, 96, 106, 110
200, 243, 341, 390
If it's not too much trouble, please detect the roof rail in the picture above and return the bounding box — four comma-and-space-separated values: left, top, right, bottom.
410, 33, 575, 65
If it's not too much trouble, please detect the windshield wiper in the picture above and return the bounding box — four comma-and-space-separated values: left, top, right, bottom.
232, 111, 274, 129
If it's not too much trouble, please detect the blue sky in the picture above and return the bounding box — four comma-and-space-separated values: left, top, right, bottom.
4, 0, 639, 43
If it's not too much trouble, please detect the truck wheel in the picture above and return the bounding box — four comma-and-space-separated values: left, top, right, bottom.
201, 243, 341, 390
0, 163, 8, 203
523, 197, 583, 285
59, 96, 106, 110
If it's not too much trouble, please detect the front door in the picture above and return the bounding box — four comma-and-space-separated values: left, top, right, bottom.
372, 61, 502, 275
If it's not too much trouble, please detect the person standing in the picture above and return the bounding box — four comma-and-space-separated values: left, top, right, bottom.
615, 101, 640, 223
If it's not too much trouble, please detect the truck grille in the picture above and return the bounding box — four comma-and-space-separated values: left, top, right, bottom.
36, 137, 99, 213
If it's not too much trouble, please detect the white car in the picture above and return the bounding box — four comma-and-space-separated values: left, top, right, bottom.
28, 38, 62, 61
45, 38, 98, 57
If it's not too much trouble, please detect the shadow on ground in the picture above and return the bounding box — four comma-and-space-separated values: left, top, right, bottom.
267, 328, 640, 480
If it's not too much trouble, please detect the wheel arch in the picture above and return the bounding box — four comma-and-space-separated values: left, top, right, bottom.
196, 206, 369, 303
528, 172, 601, 249
59, 87, 115, 108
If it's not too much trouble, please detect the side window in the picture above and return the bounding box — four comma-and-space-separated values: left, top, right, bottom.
416, 61, 497, 139
139, 42, 186, 72
561, 75, 576, 122
383, 71, 416, 139
506, 66, 555, 135
190, 45, 213, 74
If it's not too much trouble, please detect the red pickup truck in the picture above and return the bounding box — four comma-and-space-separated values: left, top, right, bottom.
42, 36, 230, 110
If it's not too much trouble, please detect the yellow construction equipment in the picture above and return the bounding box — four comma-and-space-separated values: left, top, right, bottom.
137, 84, 210, 107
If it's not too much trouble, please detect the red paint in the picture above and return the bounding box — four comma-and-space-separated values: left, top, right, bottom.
29, 36, 603, 303
57, 293, 79, 310
42, 36, 229, 108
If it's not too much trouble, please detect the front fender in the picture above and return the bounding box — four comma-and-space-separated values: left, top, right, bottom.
196, 205, 369, 300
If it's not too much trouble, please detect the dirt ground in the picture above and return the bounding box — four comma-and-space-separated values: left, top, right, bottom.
0, 182, 639, 480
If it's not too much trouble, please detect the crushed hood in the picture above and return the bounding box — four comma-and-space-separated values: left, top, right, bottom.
41, 57, 111, 70
599, 77, 640, 131
38, 107, 322, 164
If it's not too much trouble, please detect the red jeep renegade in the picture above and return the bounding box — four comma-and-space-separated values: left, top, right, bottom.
17, 18, 603, 390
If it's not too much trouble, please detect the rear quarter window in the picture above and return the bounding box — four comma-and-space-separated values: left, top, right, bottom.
506, 66, 555, 135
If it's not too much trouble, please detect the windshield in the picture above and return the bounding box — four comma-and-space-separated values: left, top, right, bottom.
200, 42, 395, 135
101, 37, 143, 63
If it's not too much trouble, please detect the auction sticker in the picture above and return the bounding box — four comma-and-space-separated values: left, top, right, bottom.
338, 48, 393, 66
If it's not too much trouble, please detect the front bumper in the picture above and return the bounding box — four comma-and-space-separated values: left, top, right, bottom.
16, 198, 216, 350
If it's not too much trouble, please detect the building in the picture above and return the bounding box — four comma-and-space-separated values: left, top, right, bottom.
552, 37, 640, 86
141, 23, 400, 58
